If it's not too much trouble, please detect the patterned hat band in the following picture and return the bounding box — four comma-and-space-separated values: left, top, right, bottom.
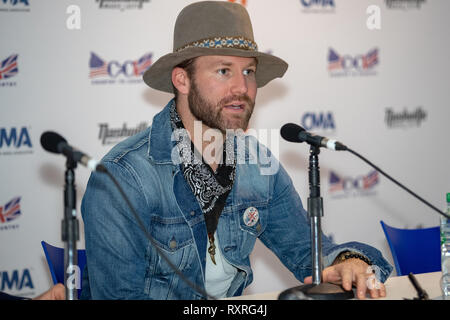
175, 36, 258, 53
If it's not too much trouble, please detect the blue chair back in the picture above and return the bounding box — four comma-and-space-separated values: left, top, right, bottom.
41, 241, 86, 298
380, 220, 441, 276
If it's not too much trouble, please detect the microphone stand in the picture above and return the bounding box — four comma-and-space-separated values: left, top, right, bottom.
62, 156, 79, 300
278, 145, 354, 300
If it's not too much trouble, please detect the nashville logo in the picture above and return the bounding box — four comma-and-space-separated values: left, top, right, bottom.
98, 122, 148, 145
96, 0, 150, 11
385, 107, 427, 128
385, 0, 426, 10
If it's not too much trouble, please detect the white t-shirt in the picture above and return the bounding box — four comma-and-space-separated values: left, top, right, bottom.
204, 232, 238, 299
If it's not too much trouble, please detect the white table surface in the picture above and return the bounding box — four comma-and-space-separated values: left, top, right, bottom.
227, 271, 444, 300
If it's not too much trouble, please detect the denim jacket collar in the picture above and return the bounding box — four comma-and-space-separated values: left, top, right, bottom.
148, 99, 177, 165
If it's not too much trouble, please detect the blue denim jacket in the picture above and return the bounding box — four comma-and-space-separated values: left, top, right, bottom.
80, 100, 393, 300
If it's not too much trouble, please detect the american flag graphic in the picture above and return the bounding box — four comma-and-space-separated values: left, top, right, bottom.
329, 171, 344, 192
133, 52, 152, 76
362, 170, 379, 189
0, 196, 21, 224
89, 52, 109, 78
328, 48, 342, 71
89, 52, 152, 78
328, 48, 378, 71
362, 48, 378, 69
329, 170, 379, 193
0, 54, 18, 80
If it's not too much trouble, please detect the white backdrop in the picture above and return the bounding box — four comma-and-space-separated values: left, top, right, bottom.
1, 0, 449, 298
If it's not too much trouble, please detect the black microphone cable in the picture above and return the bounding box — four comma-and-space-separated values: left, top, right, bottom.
95, 164, 218, 300
345, 148, 450, 220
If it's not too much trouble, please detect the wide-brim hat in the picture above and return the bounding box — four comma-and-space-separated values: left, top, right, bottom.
143, 1, 288, 93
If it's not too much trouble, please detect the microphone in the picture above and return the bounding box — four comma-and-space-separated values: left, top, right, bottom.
280, 123, 347, 151
40, 131, 104, 171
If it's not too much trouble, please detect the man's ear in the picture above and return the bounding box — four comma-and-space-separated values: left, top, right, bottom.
171, 67, 190, 95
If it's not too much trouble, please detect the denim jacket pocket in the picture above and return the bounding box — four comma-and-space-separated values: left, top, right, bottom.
149, 216, 194, 252
145, 216, 198, 298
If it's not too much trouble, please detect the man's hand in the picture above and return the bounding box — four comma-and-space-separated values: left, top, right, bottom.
33, 283, 66, 300
303, 258, 386, 299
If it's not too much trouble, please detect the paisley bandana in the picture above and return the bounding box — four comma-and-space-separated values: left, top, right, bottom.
170, 101, 236, 264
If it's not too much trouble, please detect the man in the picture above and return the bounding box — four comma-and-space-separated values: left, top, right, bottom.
80, 1, 392, 300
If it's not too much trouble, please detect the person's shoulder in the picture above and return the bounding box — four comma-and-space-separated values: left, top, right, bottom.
102, 126, 151, 165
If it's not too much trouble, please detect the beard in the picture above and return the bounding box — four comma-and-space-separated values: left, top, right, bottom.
187, 78, 255, 133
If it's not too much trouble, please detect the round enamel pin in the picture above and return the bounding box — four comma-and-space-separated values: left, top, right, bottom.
243, 207, 259, 227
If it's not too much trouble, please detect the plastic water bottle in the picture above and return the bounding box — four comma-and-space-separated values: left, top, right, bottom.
440, 193, 450, 300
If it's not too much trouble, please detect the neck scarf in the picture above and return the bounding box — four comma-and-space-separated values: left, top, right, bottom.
170, 101, 236, 264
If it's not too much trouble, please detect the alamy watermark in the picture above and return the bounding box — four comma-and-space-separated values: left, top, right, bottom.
66, 265, 81, 290
171, 121, 281, 176
366, 5, 381, 30
66, 5, 81, 30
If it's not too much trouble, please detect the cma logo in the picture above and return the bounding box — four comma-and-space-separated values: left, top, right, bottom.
0, 269, 34, 291
301, 112, 336, 131
301, 0, 335, 8
0, 127, 32, 149
1, 0, 29, 6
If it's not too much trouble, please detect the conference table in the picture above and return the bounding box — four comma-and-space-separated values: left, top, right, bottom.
231, 271, 445, 300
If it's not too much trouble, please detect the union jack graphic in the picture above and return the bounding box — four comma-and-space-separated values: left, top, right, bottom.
89, 52, 109, 78
0, 196, 21, 224
0, 54, 18, 80
362, 170, 379, 189
133, 52, 152, 76
362, 48, 378, 69
243, 207, 259, 227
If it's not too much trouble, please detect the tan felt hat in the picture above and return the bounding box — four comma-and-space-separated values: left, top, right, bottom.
143, 1, 288, 93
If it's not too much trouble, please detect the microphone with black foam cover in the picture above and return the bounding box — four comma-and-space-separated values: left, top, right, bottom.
280, 123, 347, 151
40, 131, 104, 171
